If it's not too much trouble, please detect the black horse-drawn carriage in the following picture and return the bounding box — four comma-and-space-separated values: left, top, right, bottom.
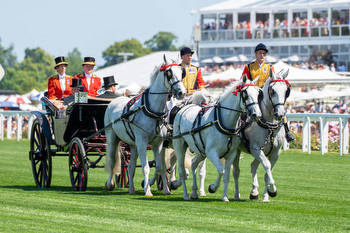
28, 94, 131, 191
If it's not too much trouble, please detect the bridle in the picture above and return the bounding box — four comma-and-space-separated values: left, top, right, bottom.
268, 79, 291, 109
153, 63, 184, 95
233, 83, 263, 110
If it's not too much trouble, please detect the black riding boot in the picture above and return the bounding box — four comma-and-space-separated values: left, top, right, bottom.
284, 123, 295, 142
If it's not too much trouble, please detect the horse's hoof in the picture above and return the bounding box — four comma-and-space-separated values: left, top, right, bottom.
208, 184, 215, 193
169, 181, 178, 190
184, 196, 190, 201
234, 193, 240, 201
105, 181, 115, 191
268, 190, 277, 197
191, 193, 198, 200
222, 196, 229, 202
141, 180, 145, 188
249, 194, 259, 200
145, 192, 153, 197
128, 187, 135, 194
199, 190, 206, 197
263, 198, 270, 203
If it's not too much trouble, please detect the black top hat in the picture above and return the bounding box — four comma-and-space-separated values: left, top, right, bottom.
82, 57, 96, 66
103, 76, 118, 88
54, 56, 68, 68
71, 78, 82, 88
180, 47, 194, 57
255, 43, 269, 53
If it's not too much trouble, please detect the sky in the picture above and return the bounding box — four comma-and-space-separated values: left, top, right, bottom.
0, 0, 225, 67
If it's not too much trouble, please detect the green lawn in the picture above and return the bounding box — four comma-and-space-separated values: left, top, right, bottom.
0, 140, 349, 233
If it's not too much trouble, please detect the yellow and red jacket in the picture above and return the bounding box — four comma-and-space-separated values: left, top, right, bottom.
241, 61, 274, 88
74, 73, 101, 97
180, 63, 205, 94
48, 75, 73, 100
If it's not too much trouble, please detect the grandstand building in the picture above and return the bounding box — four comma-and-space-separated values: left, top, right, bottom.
196, 0, 350, 70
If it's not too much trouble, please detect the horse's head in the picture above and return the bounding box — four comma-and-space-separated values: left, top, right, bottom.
237, 75, 263, 121
267, 68, 291, 120
160, 54, 186, 99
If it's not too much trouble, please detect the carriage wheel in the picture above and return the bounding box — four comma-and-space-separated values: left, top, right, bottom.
69, 137, 88, 191
29, 119, 52, 188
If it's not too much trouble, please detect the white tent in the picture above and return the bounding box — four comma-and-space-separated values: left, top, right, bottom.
95, 51, 185, 87
224, 56, 239, 63
238, 54, 249, 62
266, 55, 278, 63
201, 58, 213, 64
203, 67, 243, 81
212, 56, 224, 63
273, 61, 350, 84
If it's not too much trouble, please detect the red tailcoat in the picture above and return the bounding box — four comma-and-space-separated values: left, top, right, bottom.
48, 75, 73, 100
75, 73, 101, 97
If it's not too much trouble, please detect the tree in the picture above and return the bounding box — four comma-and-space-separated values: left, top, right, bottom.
66, 48, 83, 76
102, 39, 151, 67
0, 47, 55, 93
144, 32, 178, 51
0, 38, 17, 68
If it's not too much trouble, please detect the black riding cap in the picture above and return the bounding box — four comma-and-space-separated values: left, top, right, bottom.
180, 47, 194, 57
255, 43, 268, 53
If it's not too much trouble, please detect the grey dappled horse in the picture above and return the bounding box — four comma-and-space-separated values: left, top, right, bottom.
232, 69, 291, 202
104, 55, 186, 196
172, 78, 263, 201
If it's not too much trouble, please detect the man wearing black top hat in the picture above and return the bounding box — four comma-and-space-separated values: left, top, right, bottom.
97, 76, 119, 99
63, 78, 86, 105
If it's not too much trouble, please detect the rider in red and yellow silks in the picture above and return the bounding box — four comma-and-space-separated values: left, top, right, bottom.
179, 47, 205, 94
241, 43, 295, 142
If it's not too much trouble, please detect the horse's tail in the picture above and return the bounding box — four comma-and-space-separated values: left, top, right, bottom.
104, 105, 120, 175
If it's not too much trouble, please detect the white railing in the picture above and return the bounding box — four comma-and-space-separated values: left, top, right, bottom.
286, 113, 350, 156
1, 111, 349, 156
0, 111, 36, 141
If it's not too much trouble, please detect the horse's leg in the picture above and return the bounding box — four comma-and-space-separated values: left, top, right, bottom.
168, 149, 177, 182
136, 139, 152, 196
206, 150, 224, 195
262, 150, 281, 202
250, 159, 260, 200
198, 158, 207, 197
153, 142, 171, 195
221, 152, 235, 202
105, 128, 118, 191
232, 150, 241, 201
173, 138, 190, 200
251, 147, 276, 197
190, 154, 205, 200
127, 146, 137, 194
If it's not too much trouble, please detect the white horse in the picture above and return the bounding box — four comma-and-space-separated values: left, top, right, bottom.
232, 69, 291, 202
104, 55, 186, 196
149, 89, 213, 195
172, 78, 263, 201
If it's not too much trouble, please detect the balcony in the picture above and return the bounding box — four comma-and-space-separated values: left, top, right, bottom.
200, 24, 350, 42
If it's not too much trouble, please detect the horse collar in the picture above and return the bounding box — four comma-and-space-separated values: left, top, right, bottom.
214, 104, 240, 136
142, 88, 167, 119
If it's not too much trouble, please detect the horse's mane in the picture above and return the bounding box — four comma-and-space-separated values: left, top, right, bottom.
149, 64, 162, 85
218, 81, 241, 102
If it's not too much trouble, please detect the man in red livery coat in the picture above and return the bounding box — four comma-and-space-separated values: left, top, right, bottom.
48, 56, 73, 100
75, 57, 101, 97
